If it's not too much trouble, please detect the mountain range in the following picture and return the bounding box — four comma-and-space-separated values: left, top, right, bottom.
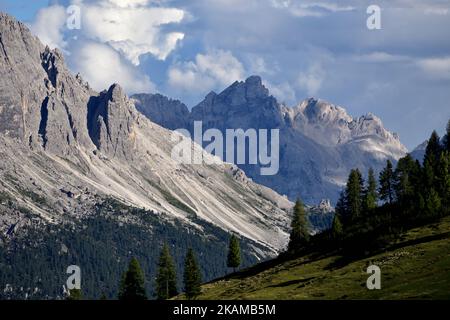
132, 77, 407, 204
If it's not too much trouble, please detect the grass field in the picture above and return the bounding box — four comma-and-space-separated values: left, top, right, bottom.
181, 216, 450, 300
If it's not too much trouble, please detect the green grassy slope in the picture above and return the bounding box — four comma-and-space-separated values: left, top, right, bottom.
190, 216, 450, 300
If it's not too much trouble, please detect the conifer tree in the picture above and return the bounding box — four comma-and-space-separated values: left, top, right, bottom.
424, 131, 442, 172
379, 160, 395, 204
394, 154, 416, 204
363, 168, 378, 211
437, 151, 450, 207
331, 213, 343, 241
335, 190, 347, 223
425, 188, 442, 217
423, 158, 435, 189
118, 257, 147, 300
156, 243, 178, 300
183, 248, 202, 300
288, 199, 310, 251
345, 169, 364, 220
227, 235, 241, 272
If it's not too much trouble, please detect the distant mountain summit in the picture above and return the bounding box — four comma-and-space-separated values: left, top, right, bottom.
132, 76, 407, 204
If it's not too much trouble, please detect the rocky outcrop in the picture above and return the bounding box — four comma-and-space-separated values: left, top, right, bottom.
88, 84, 138, 160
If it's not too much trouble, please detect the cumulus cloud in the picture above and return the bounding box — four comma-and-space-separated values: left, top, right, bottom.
81, 1, 185, 64
72, 42, 155, 93
168, 49, 245, 92
31, 1, 186, 65
29, 0, 186, 95
30, 5, 67, 49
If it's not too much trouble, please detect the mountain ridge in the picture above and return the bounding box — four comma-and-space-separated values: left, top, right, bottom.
132, 76, 407, 204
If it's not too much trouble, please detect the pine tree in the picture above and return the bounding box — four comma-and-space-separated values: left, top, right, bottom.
345, 169, 364, 220
331, 213, 343, 241
424, 131, 442, 172
379, 160, 395, 204
425, 188, 442, 217
394, 154, 416, 204
156, 243, 178, 300
183, 248, 202, 300
288, 199, 310, 251
363, 168, 378, 211
335, 190, 347, 223
118, 257, 147, 300
227, 235, 241, 272
423, 158, 435, 189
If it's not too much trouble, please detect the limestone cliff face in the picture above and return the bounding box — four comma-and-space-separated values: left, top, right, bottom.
88, 84, 138, 160
132, 93, 190, 131
0, 13, 140, 161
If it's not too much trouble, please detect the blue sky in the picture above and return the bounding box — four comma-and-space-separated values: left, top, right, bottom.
1, 0, 449, 149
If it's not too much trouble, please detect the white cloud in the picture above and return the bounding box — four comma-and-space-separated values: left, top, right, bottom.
29, 0, 186, 94
355, 52, 410, 63
72, 42, 155, 93
418, 57, 450, 80
271, 0, 355, 17
265, 81, 296, 104
297, 62, 326, 96
107, 0, 150, 8
31, 0, 185, 65
30, 5, 67, 49
81, 1, 185, 64
168, 49, 245, 92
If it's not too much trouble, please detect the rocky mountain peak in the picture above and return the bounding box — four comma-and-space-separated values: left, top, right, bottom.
217, 75, 270, 105
244, 75, 269, 99
297, 98, 353, 124
105, 83, 125, 102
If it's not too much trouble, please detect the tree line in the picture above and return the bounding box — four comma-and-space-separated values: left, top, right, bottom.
288, 119, 450, 256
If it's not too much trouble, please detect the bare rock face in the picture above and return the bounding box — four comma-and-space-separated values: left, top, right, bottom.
0, 13, 140, 161
131, 93, 190, 130
0, 12, 46, 141
88, 84, 138, 160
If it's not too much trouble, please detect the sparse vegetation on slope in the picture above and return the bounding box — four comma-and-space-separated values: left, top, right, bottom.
192, 216, 450, 300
